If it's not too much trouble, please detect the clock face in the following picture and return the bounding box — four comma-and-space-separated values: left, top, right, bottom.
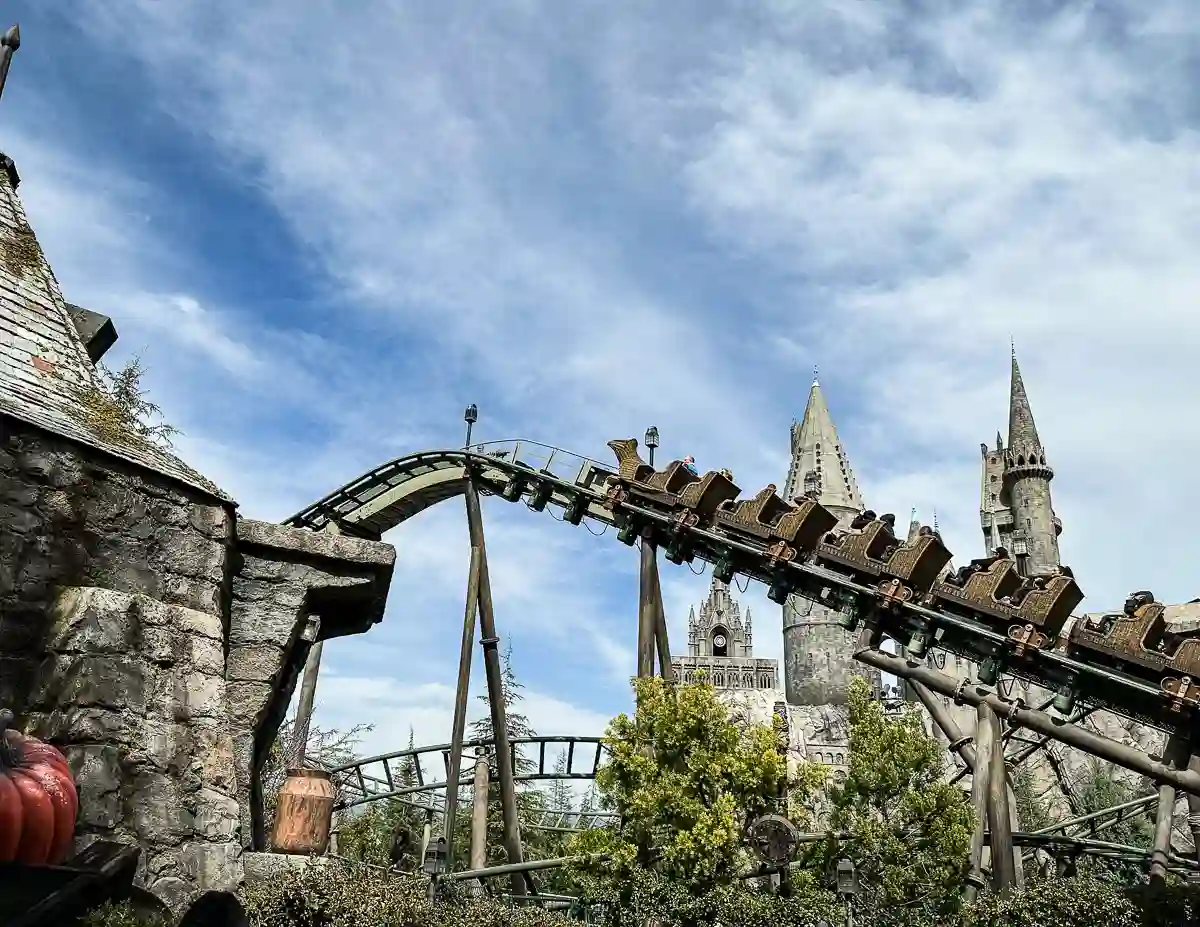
713, 634, 727, 649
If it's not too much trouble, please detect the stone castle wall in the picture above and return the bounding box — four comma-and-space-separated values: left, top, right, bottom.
782, 594, 880, 707
0, 418, 394, 911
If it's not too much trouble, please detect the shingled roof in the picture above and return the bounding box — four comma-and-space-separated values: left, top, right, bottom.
0, 153, 231, 502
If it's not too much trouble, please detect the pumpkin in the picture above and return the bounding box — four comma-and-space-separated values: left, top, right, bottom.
0, 709, 78, 865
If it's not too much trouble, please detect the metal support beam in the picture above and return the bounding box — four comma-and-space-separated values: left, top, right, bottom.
442, 544, 482, 871
853, 643, 1200, 797
0, 25, 20, 106
637, 538, 657, 679
987, 706, 1016, 891
470, 747, 491, 876
648, 550, 672, 681
965, 705, 994, 902
465, 478, 527, 896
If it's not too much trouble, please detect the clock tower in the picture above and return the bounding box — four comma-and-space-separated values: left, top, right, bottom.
671, 575, 780, 690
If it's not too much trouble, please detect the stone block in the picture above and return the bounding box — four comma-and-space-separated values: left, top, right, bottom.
228, 603, 304, 647
226, 645, 285, 684
190, 635, 225, 676
30, 653, 146, 714
243, 851, 332, 884
191, 724, 238, 793
225, 682, 273, 727
131, 773, 195, 841
194, 788, 241, 840
50, 586, 139, 653
177, 840, 243, 893
168, 532, 227, 584
71, 744, 125, 829
26, 706, 130, 744
189, 503, 230, 540
146, 876, 193, 914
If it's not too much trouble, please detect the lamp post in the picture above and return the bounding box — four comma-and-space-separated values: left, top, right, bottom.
644, 425, 659, 467
464, 404, 478, 449
836, 858, 860, 927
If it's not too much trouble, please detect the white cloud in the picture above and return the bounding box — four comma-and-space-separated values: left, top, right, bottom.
14, 0, 1200, 774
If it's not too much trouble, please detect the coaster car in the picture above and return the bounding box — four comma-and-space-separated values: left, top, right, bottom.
931, 550, 1083, 651
713, 484, 839, 559
814, 512, 953, 597
1068, 591, 1200, 711
605, 438, 740, 532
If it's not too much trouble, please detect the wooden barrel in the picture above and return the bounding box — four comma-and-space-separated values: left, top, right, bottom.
270, 768, 336, 855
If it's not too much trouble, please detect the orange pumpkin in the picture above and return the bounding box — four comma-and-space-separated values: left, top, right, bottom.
0, 709, 78, 865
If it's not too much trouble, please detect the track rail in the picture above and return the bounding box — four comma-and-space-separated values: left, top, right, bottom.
327, 734, 611, 812
288, 437, 1193, 737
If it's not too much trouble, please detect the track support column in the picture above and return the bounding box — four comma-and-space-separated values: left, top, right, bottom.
442, 543, 482, 872
907, 678, 1023, 887
986, 707, 1016, 891
637, 536, 658, 679
470, 747, 491, 879
648, 549, 672, 681
1150, 735, 1188, 885
965, 704, 995, 902
466, 478, 528, 896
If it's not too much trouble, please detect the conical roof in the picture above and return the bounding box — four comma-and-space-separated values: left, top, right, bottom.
782, 377, 864, 521
1007, 351, 1044, 459
0, 153, 228, 500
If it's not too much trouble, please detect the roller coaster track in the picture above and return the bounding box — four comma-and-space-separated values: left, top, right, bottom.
325, 734, 612, 813
285, 438, 1189, 743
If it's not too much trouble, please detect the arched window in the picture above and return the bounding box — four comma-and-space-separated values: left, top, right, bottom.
713, 671, 724, 687
743, 674, 754, 688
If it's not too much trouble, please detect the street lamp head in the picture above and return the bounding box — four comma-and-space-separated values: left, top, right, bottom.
464, 404, 478, 425
644, 425, 659, 449
836, 857, 859, 898
423, 836, 448, 875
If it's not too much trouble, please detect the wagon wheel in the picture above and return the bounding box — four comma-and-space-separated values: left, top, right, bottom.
746, 813, 801, 866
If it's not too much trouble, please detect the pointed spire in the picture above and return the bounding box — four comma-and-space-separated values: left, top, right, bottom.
1007, 350, 1044, 457
783, 379, 865, 522
907, 507, 920, 543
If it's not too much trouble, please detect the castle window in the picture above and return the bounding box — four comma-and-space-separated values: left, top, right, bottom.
990, 493, 996, 502
990, 474, 997, 482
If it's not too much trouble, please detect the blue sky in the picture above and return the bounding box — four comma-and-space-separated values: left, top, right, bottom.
7, 0, 1200, 760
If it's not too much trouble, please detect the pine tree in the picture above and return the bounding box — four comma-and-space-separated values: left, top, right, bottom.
337, 726, 428, 869
467, 642, 548, 865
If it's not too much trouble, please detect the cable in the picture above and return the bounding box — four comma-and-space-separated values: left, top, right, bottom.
584, 520, 608, 536
687, 559, 706, 575
735, 573, 751, 594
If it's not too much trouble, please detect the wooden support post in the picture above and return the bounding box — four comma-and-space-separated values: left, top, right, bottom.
637, 538, 657, 679
648, 549, 672, 681
470, 747, 491, 876
293, 640, 323, 766
1187, 752, 1200, 868
909, 679, 1021, 886
965, 704, 994, 903
442, 544, 482, 871
1150, 735, 1188, 884
986, 707, 1016, 891
465, 479, 528, 897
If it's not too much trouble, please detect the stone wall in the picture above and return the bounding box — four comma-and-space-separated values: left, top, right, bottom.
0, 417, 395, 912
782, 593, 880, 707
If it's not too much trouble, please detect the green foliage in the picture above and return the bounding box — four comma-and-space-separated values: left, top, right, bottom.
567, 675, 826, 897
816, 677, 972, 919
338, 728, 427, 869
963, 876, 1138, 927
80, 900, 169, 927
72, 354, 181, 449
1011, 766, 1057, 834
1071, 761, 1155, 883
241, 860, 575, 927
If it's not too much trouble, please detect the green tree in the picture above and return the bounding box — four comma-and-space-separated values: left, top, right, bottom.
568, 675, 827, 897
338, 727, 428, 869
466, 642, 549, 866
815, 677, 972, 920
1070, 761, 1155, 883
73, 353, 182, 449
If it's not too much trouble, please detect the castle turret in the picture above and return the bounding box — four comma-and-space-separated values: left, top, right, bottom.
982, 351, 1062, 575
780, 376, 880, 706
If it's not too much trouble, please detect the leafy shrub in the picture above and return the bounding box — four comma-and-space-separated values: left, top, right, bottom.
240, 860, 576, 927
963, 877, 1139, 927
80, 899, 170, 927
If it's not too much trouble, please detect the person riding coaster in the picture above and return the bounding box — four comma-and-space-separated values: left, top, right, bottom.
682, 455, 698, 476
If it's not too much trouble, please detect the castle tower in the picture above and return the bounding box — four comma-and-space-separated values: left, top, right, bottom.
780, 376, 880, 706
980, 351, 1062, 575
672, 575, 779, 689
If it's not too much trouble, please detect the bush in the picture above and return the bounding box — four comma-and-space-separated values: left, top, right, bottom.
81, 900, 170, 927
963, 877, 1139, 927
240, 859, 576, 927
